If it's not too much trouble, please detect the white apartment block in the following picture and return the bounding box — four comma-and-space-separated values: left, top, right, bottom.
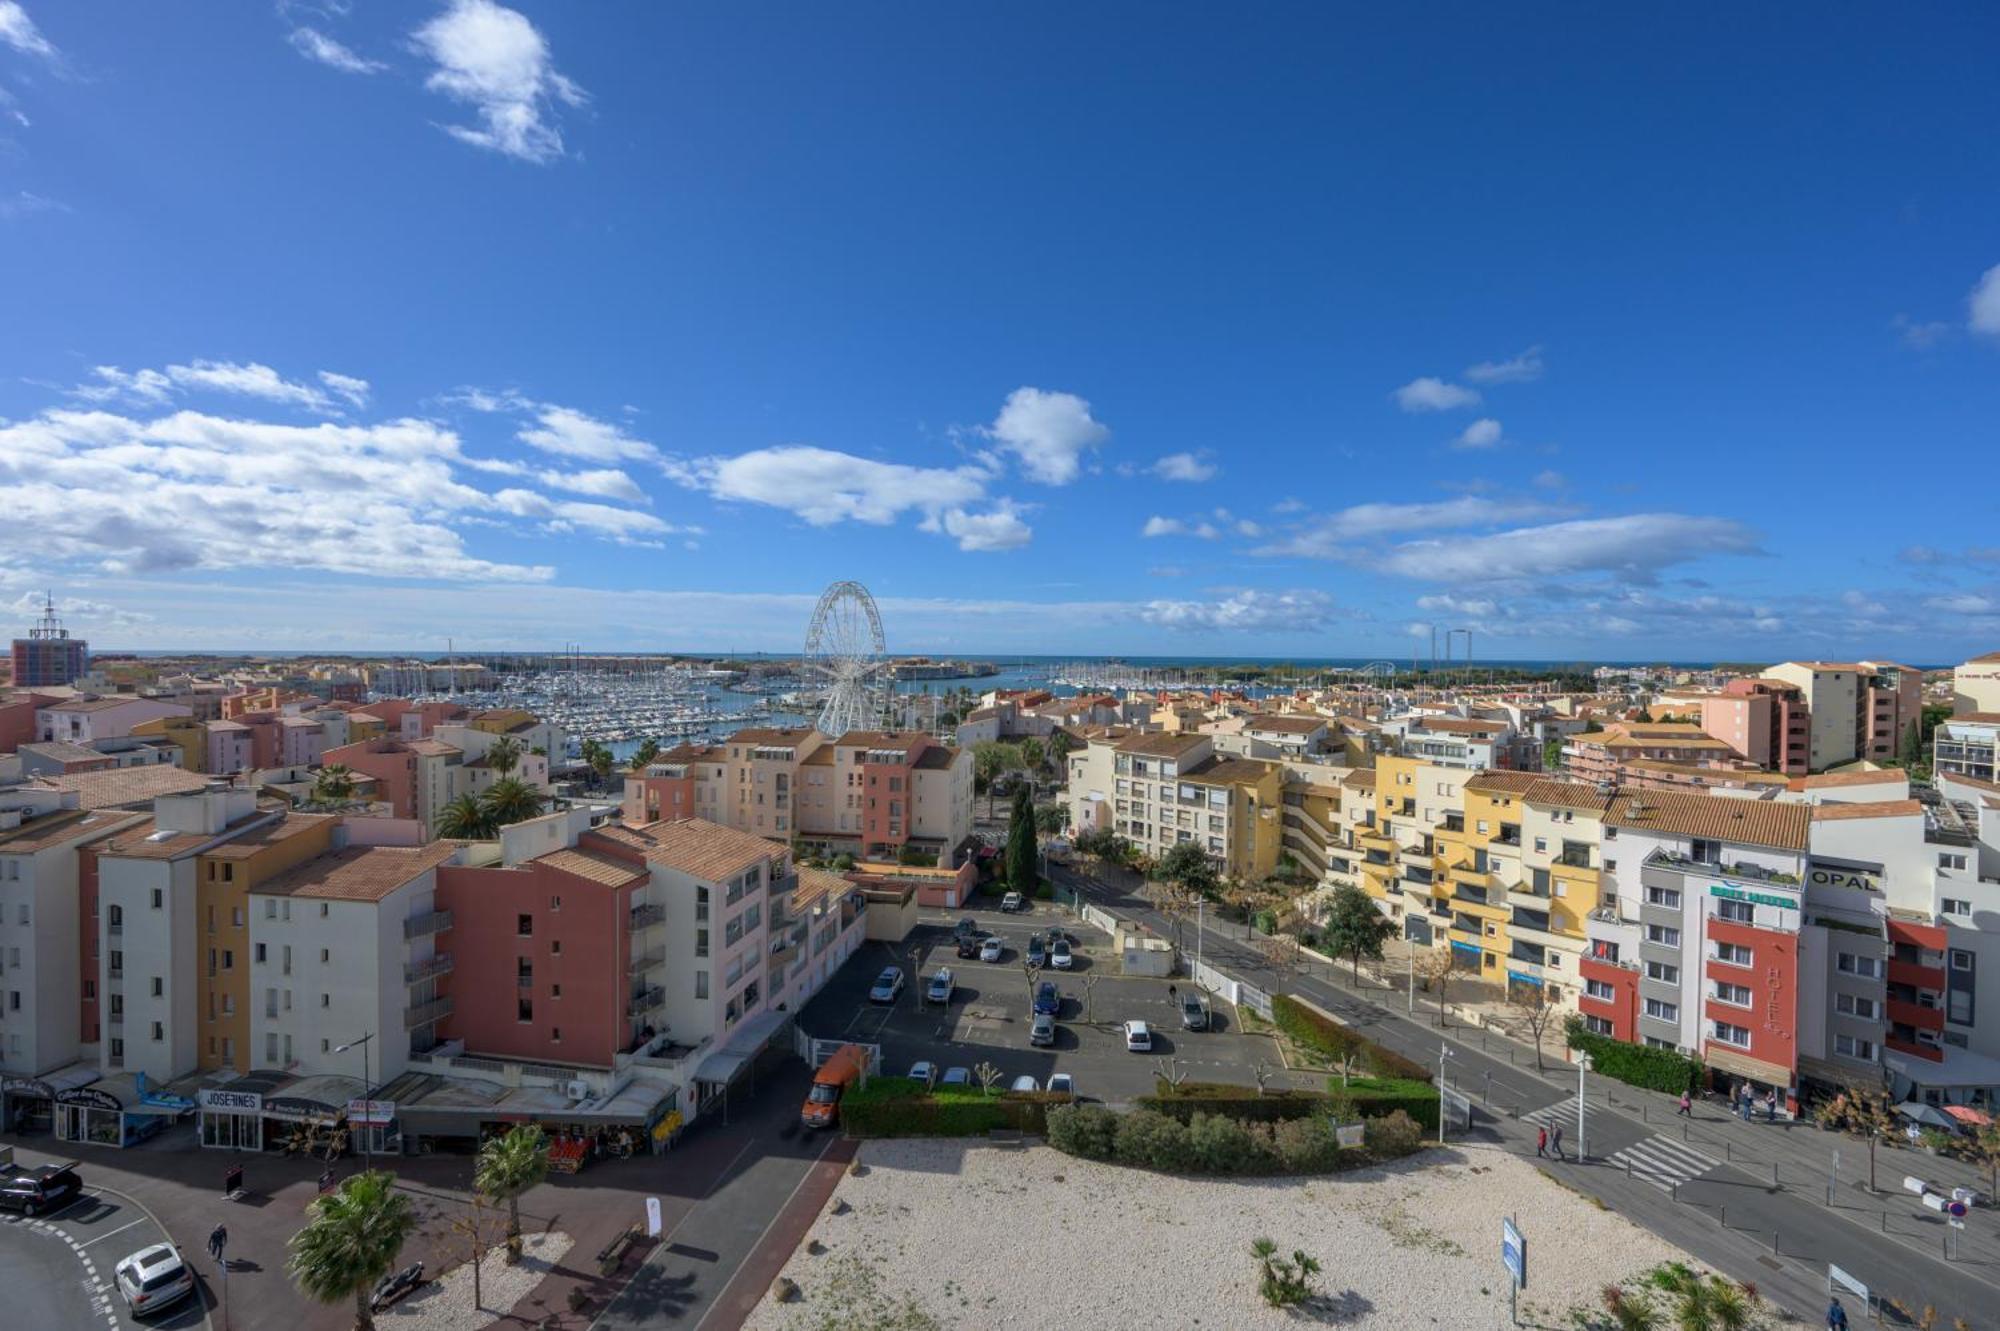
1954, 651, 2000, 716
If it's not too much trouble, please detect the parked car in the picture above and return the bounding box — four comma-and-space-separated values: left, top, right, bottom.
953, 916, 979, 941
0, 1164, 81, 1216
926, 968, 955, 1004
941, 1066, 973, 1088
907, 1061, 938, 1089
801, 1043, 871, 1129
1029, 1013, 1056, 1046
868, 967, 905, 1003
1046, 840, 1074, 865
1123, 1020, 1153, 1052
1010, 1075, 1041, 1093
1047, 1072, 1076, 1097
1000, 891, 1025, 913
114, 1243, 194, 1317
1026, 933, 1048, 967
1049, 938, 1073, 970
956, 933, 982, 959
1033, 980, 1061, 1016
1180, 992, 1209, 1030
979, 935, 1004, 962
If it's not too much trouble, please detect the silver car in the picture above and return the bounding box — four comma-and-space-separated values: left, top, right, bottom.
115, 1243, 195, 1318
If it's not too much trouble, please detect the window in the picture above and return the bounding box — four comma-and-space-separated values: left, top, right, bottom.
1835, 993, 1880, 1019
1711, 1021, 1751, 1048
150, 976, 163, 998
1644, 961, 1679, 984
550, 895, 562, 912
551, 984, 561, 999
150, 888, 163, 909
1716, 942, 1752, 966
1951, 949, 1975, 972
1949, 989, 1973, 1026
1643, 1035, 1676, 1050
1533, 837, 1547, 853
264, 899, 276, 919
150, 1021, 164, 1041
232, 907, 244, 927
695, 971, 709, 999
1644, 998, 1678, 1022
1645, 924, 1680, 947
551, 1027, 561, 1043
550, 939, 561, 956
517, 914, 533, 937
696, 928, 709, 958
1939, 852, 1968, 872
1836, 952, 1883, 979
1583, 1014, 1612, 1036
518, 997, 533, 1022
1716, 899, 1755, 924
1714, 982, 1752, 1006
221, 949, 233, 971
255, 943, 267, 965
1834, 1034, 1876, 1062
1585, 978, 1615, 1001
1645, 886, 1681, 909
320, 993, 330, 1008
319, 948, 329, 964
744, 903, 761, 932
1944, 898, 1972, 917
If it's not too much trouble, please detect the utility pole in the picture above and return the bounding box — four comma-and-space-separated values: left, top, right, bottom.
1407, 942, 1416, 1015
1438, 1041, 1452, 1145
1576, 1052, 1592, 1163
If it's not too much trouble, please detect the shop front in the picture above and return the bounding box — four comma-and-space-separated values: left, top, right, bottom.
261, 1075, 366, 1157
2, 1064, 100, 1135
198, 1087, 268, 1151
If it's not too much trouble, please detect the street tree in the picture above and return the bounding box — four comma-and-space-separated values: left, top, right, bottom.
437, 793, 495, 840
313, 764, 355, 803
481, 778, 545, 829
1419, 948, 1456, 1027
1006, 785, 1038, 892
485, 735, 523, 777
1319, 883, 1394, 983
1965, 1120, 2000, 1199
1080, 972, 1101, 1024
1157, 840, 1220, 899
445, 1194, 505, 1312
475, 1122, 550, 1261
631, 737, 661, 769
287, 1170, 417, 1331
973, 1061, 1003, 1097
1510, 983, 1556, 1072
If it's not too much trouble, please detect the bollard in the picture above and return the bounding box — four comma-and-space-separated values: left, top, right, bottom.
1683, 1122, 1690, 1143
1772, 1161, 1778, 1189
1724, 1140, 1731, 1162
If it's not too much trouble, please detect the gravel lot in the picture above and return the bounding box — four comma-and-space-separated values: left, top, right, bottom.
381, 1230, 574, 1331
747, 1141, 1701, 1329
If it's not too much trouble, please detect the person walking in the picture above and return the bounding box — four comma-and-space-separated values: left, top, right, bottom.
1827, 1295, 1849, 1329
1765, 1090, 1779, 1123
1677, 1090, 1693, 1118
1550, 1122, 1565, 1161
1536, 1126, 1547, 1158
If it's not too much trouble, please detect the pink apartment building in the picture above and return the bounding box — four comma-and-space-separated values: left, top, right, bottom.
1700, 678, 1809, 774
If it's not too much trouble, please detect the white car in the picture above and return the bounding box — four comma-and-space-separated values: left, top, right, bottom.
1049, 938, 1073, 970
1047, 1072, 1076, 1097
115, 1243, 195, 1317
980, 935, 1004, 962
907, 1061, 938, 1089
1000, 891, 1025, 912
1010, 1074, 1040, 1093
868, 967, 905, 1003
1123, 1020, 1153, 1052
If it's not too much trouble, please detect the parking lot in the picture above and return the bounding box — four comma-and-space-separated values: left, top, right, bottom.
0, 1172, 209, 1330
796, 898, 1320, 1102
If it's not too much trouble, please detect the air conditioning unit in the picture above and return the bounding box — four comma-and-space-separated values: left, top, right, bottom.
564, 1079, 591, 1101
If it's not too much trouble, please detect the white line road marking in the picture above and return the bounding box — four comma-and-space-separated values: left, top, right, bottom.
79, 1217, 150, 1248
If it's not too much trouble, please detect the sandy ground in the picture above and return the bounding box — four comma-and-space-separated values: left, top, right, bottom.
380, 1230, 575, 1331
745, 1140, 1708, 1330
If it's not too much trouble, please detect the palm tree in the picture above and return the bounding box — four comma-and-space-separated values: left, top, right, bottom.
482, 777, 545, 828
485, 735, 524, 777
313, 764, 355, 803
437, 793, 494, 840
287, 1170, 416, 1331
474, 1123, 550, 1262
632, 737, 660, 769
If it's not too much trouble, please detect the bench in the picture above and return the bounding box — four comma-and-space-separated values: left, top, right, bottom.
596, 1225, 643, 1275
987, 1128, 1024, 1148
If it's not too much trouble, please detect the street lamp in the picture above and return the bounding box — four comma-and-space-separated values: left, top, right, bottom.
1576, 1051, 1592, 1163
334, 1033, 375, 1172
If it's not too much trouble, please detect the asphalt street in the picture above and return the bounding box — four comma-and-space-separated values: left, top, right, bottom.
0, 1179, 210, 1330
1057, 860, 2000, 1327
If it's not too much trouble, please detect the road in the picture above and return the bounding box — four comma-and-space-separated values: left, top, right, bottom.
1057, 860, 1997, 1326
0, 1178, 210, 1330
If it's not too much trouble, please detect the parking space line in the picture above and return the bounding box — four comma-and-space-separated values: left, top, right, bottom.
78, 1217, 150, 1249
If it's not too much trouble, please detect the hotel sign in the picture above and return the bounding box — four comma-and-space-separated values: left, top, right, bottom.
1709, 884, 1797, 911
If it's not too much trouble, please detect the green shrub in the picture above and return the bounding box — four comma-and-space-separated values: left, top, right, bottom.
838, 1079, 1048, 1137
1113, 1108, 1193, 1170
1046, 1104, 1118, 1159
1187, 1112, 1276, 1174
1564, 1018, 1703, 1094
1271, 994, 1431, 1082
1344, 1078, 1440, 1132
1143, 1077, 1440, 1132
1271, 1114, 1345, 1172
1364, 1109, 1424, 1157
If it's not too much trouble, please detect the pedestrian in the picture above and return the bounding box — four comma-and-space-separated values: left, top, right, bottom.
1677, 1090, 1693, 1118
1765, 1090, 1779, 1123
1550, 1123, 1565, 1161
207, 1224, 227, 1264
1536, 1126, 1547, 1158
1827, 1296, 1849, 1329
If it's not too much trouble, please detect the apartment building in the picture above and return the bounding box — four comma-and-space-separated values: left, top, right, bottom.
1953, 651, 2000, 716
38, 696, 191, 745
1934, 716, 2000, 785
622, 728, 972, 862
1762, 660, 1921, 771
1564, 722, 1752, 787
1699, 677, 1809, 774
1066, 731, 1282, 882
320, 736, 461, 831
1396, 716, 1528, 770
1241, 714, 1333, 761
1353, 756, 1478, 953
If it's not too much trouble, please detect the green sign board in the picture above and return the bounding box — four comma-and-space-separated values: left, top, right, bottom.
1708, 883, 1796, 911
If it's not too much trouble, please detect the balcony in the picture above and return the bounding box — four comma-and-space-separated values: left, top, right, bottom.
1886, 996, 1944, 1031
628, 947, 667, 975
404, 995, 454, 1030
1888, 957, 1946, 990
516, 974, 534, 990
403, 909, 453, 940
628, 984, 665, 1016
107, 1012, 123, 1027
1494, 826, 1522, 847
404, 953, 454, 984
630, 903, 666, 930
1402, 865, 1435, 888
1451, 882, 1489, 907
107, 921, 123, 936
1556, 849, 1591, 869
1643, 848, 1798, 887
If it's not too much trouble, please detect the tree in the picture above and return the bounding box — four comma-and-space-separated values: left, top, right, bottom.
971, 741, 1020, 820
475, 1123, 550, 1262
973, 1061, 1003, 1097
1006, 785, 1039, 892
1818, 1087, 1900, 1192
1049, 729, 1074, 773
1511, 983, 1556, 1072
1021, 956, 1044, 1011
1151, 877, 1199, 953
1157, 840, 1220, 898
1257, 928, 1306, 978
1419, 947, 1456, 1027
1899, 718, 1923, 771
1017, 736, 1046, 780
286, 1170, 417, 1331
1034, 802, 1070, 837
586, 741, 615, 789
485, 736, 523, 777
437, 793, 495, 840
631, 737, 661, 769
482, 777, 545, 828
445, 1194, 505, 1313
313, 764, 355, 803
1319, 883, 1394, 983
1080, 972, 1101, 1024
1250, 1237, 1322, 1309
1965, 1120, 2000, 1199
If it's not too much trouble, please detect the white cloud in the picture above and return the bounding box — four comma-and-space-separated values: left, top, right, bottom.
1970, 263, 2000, 337
533, 467, 648, 503
169, 360, 331, 408
1464, 346, 1544, 385
289, 26, 386, 74
1392, 377, 1481, 413
985, 387, 1109, 485
516, 405, 660, 464
1929, 593, 1999, 615
1150, 451, 1215, 482
935, 505, 1032, 553
0, 2, 54, 59
491, 489, 688, 544
1271, 497, 1306, 514
1891, 314, 1951, 349
1453, 417, 1503, 450
317, 370, 371, 409
1256, 497, 1571, 557
1140, 589, 1339, 633
1416, 593, 1497, 617
1374, 514, 1760, 583
0, 190, 66, 220
1140, 516, 1219, 540
1531, 469, 1566, 490
74, 366, 174, 405
693, 445, 990, 529
412, 0, 585, 165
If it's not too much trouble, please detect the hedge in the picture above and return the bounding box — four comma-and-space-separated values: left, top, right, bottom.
1047, 1103, 1427, 1176
1141, 1078, 1440, 1133
1270, 994, 1433, 1082
837, 1077, 1058, 1137
1564, 1018, 1703, 1094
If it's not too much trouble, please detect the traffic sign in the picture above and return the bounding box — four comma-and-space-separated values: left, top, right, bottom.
1501, 1217, 1526, 1288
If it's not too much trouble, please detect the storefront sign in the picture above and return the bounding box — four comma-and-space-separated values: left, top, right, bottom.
267, 1096, 339, 1122
1709, 883, 1797, 912
56, 1088, 122, 1114
199, 1089, 263, 1114
346, 1099, 395, 1126
2, 1077, 53, 1100
1807, 866, 1881, 894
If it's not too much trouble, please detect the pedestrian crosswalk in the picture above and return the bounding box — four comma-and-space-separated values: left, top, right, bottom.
1522, 1099, 1604, 1133
1607, 1135, 1722, 1192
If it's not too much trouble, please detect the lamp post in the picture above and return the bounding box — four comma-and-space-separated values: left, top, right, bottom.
1437, 1041, 1453, 1145
334, 1032, 375, 1171
1576, 1051, 1592, 1163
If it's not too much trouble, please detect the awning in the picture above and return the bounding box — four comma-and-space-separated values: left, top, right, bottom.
1896, 1100, 1958, 1131
2, 1062, 100, 1100
694, 1009, 790, 1086
1944, 1104, 1992, 1128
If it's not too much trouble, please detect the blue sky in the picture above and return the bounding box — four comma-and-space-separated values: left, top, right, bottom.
3, 2, 1998, 660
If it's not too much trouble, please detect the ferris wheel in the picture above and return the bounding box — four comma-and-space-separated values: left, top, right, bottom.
804, 580, 889, 736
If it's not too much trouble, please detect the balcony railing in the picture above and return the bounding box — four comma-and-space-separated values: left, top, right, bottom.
107, 922, 123, 935
630, 903, 666, 930
404, 995, 454, 1029
107, 1012, 123, 1026
404, 953, 454, 984
1643, 848, 1798, 886
516, 974, 534, 990
403, 909, 453, 940
628, 947, 667, 975
628, 984, 665, 1016
1557, 850, 1591, 869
